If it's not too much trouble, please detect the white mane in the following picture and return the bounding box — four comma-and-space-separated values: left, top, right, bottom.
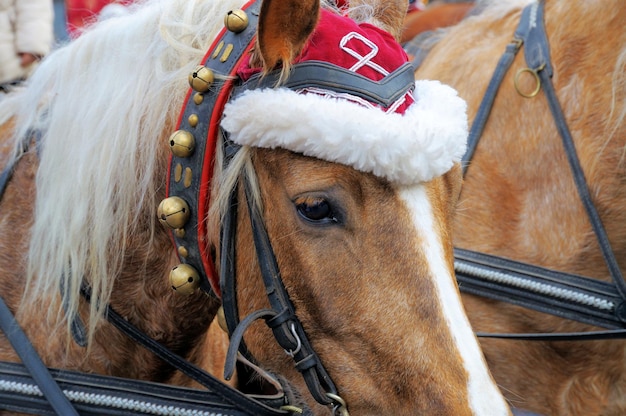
0, 0, 246, 340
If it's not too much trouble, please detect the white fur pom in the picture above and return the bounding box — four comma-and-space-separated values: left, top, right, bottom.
221, 80, 467, 185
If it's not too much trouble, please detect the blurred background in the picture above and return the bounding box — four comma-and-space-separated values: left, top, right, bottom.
53, 0, 69, 43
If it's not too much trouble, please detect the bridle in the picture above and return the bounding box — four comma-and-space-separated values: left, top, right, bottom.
452, 0, 626, 340
218, 150, 347, 414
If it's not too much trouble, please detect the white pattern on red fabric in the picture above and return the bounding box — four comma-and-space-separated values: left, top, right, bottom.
339, 32, 388, 76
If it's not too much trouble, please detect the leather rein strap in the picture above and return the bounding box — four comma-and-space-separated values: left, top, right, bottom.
457, 0, 626, 338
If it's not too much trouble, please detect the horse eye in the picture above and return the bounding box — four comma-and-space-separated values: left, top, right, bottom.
294, 196, 337, 224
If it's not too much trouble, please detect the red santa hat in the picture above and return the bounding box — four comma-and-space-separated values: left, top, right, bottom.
221, 8, 466, 185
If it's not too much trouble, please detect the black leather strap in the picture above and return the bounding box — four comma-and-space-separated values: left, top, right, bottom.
0, 361, 255, 416
236, 61, 416, 107
478, 328, 626, 342
80, 285, 289, 415
527, 19, 626, 304
218, 145, 340, 411
241, 174, 341, 408
167, 0, 262, 296
456, 248, 625, 329
462, 22, 524, 172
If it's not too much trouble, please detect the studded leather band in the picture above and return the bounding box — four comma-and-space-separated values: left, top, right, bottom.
159, 0, 261, 297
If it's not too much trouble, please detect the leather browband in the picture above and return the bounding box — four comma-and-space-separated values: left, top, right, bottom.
234, 61, 416, 107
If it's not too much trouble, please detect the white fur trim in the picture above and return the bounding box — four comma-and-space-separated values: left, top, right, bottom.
220, 80, 467, 185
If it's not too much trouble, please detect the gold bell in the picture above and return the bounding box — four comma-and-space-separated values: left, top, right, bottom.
224, 9, 249, 33
188, 66, 214, 92
168, 130, 195, 157
169, 264, 200, 295
216, 306, 228, 332
157, 197, 191, 229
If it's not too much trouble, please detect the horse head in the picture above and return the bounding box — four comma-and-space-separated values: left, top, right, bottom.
186, 0, 512, 414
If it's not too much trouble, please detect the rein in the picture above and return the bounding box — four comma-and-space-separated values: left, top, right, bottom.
455, 0, 626, 339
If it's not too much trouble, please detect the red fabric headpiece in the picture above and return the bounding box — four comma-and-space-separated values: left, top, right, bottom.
237, 9, 415, 114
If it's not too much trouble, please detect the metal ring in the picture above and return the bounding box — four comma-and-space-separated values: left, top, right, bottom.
284, 323, 302, 357
327, 393, 349, 416
514, 66, 542, 98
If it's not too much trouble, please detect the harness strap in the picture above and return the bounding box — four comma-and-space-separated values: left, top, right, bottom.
0, 296, 79, 415
456, 248, 626, 329
80, 284, 289, 416
462, 22, 524, 173
237, 61, 416, 107
0, 361, 255, 416
478, 328, 626, 341
0, 138, 78, 414
218, 158, 344, 413
166, 0, 261, 297
223, 309, 277, 381
242, 171, 342, 409
517, 1, 626, 302
528, 28, 626, 304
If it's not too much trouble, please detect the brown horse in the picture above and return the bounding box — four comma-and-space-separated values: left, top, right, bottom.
0, 0, 512, 414
414, 0, 626, 415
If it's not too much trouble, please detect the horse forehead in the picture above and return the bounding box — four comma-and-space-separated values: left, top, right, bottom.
257, 150, 452, 250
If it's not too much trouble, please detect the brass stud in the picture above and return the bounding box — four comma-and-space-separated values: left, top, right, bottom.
174, 228, 186, 238
193, 93, 204, 105
169, 264, 200, 295
212, 41, 225, 59
174, 163, 182, 183
178, 246, 189, 258
157, 197, 191, 229
224, 9, 249, 33
188, 114, 199, 128
220, 44, 234, 63
188, 65, 215, 92
169, 130, 195, 157
183, 167, 193, 188
216, 306, 228, 332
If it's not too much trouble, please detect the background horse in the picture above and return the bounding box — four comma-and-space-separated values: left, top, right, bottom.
0, 0, 511, 414
415, 0, 626, 414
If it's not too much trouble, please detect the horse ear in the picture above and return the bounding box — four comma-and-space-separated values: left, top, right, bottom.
348, 0, 406, 42
257, 0, 320, 72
